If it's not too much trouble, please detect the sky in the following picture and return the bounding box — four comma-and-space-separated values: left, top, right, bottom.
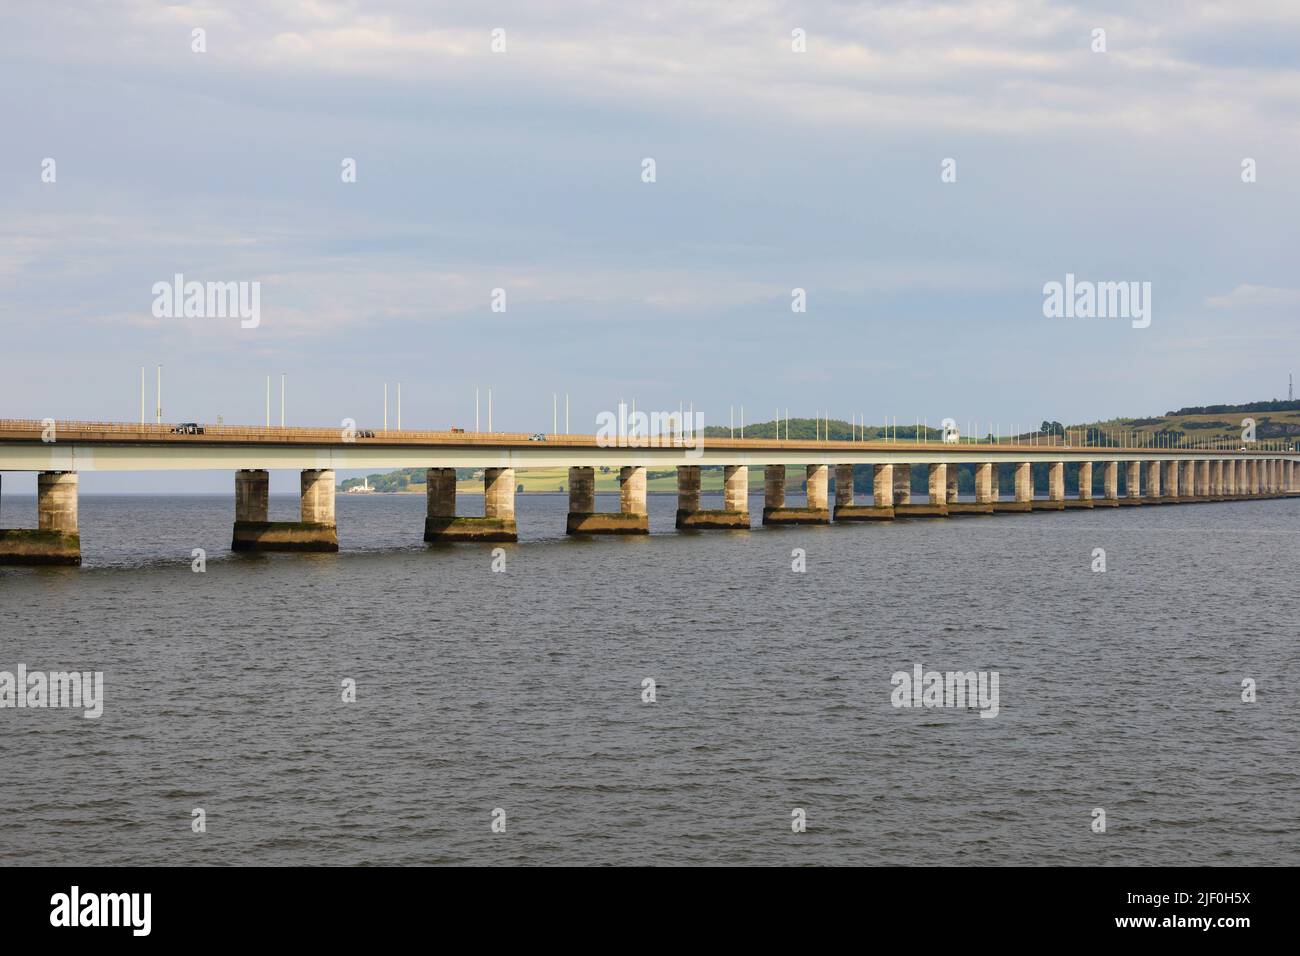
1, 1, 1298, 492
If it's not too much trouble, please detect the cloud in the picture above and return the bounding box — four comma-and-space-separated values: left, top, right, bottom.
1205, 284, 1300, 310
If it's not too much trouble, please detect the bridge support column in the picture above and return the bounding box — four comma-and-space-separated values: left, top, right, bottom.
834, 463, 896, 520
835, 463, 887, 521
1164, 460, 1181, 500
895, 462, 944, 517
835, 464, 854, 510
1181, 459, 1197, 501
674, 465, 700, 527
892, 464, 911, 506
1116, 461, 1140, 506
0, 471, 81, 566
1146, 460, 1162, 501
231, 468, 339, 552
1070, 461, 1097, 508
981, 463, 998, 502
569, 465, 648, 534
1069, 461, 1095, 508
951, 462, 994, 516
425, 467, 517, 542
762, 465, 785, 512
1288, 460, 1297, 494
1224, 459, 1236, 497
995, 462, 1033, 512
764, 463, 826, 522
1037, 461, 1066, 510
1094, 460, 1119, 506
679, 464, 749, 529
873, 464, 893, 506
946, 466, 959, 505
1210, 460, 1224, 499
927, 464, 950, 515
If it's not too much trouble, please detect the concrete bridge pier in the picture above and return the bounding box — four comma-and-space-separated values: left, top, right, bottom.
836, 463, 896, 520
833, 463, 879, 521
677, 464, 749, 529
0, 471, 81, 565
1068, 462, 1095, 508
994, 463, 1032, 512
674, 465, 700, 527
1164, 460, 1181, 501
424, 467, 517, 542
232, 468, 339, 552
895, 463, 946, 517
948, 462, 992, 515
764, 464, 830, 524
1095, 460, 1120, 506
1210, 460, 1224, 500
835, 464, 854, 512
1036, 461, 1066, 510
567, 465, 647, 534
874, 464, 893, 508
1118, 461, 1142, 506
1224, 459, 1237, 498
1181, 460, 1199, 501
893, 464, 912, 506
1145, 459, 1162, 501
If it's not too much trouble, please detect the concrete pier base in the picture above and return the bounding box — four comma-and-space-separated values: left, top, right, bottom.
676, 510, 749, 530
1031, 499, 1066, 511
763, 506, 831, 525
894, 503, 949, 517
0, 529, 81, 565
567, 465, 648, 535
896, 465, 947, 517
233, 468, 339, 551
425, 515, 518, 541
833, 504, 895, 520
678, 465, 751, 530
952, 464, 997, 515
995, 462, 1033, 513
1063, 499, 1095, 509
421, 466, 519, 543
566, 512, 649, 534
0, 471, 81, 566
233, 521, 340, 551
765, 465, 830, 524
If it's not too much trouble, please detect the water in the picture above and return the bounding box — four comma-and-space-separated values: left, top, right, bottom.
1, 492, 1296, 865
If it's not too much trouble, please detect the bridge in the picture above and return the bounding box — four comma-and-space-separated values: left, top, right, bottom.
0, 418, 1296, 565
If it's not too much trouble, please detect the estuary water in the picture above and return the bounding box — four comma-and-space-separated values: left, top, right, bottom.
1, 492, 1296, 866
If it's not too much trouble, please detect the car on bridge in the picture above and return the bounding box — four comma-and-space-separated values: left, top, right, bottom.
171, 423, 205, 435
